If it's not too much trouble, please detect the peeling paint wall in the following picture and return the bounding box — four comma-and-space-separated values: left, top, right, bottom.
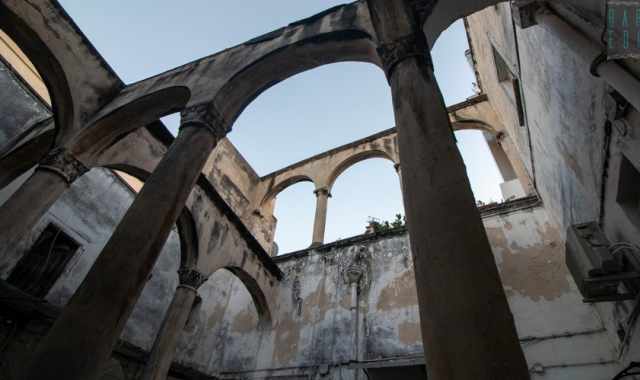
182, 202, 620, 379
466, 2, 640, 371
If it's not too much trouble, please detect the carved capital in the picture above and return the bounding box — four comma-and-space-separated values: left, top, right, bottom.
38, 148, 89, 184
180, 104, 229, 138
314, 187, 332, 198
343, 246, 370, 288
377, 33, 432, 78
178, 267, 207, 290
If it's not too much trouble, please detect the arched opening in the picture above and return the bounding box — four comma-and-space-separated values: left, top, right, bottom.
455, 129, 506, 205
271, 181, 316, 255
326, 158, 404, 242
229, 62, 392, 174
178, 267, 264, 369
0, 29, 53, 182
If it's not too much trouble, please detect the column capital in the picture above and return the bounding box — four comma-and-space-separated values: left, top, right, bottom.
376, 33, 432, 79
180, 103, 229, 138
314, 187, 332, 198
38, 147, 89, 184
177, 267, 207, 290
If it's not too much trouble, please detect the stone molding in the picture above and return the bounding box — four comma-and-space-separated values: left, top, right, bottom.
177, 267, 207, 290
180, 104, 228, 138
313, 187, 332, 198
376, 33, 432, 78
38, 147, 89, 184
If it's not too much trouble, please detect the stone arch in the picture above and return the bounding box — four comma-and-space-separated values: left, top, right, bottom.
327, 150, 397, 191
222, 265, 273, 329
0, 3, 73, 141
259, 175, 316, 207
76, 86, 190, 163
214, 31, 379, 127
424, 0, 506, 47
93, 2, 380, 143
451, 118, 522, 185
103, 163, 199, 268
0, 0, 122, 144
451, 119, 497, 134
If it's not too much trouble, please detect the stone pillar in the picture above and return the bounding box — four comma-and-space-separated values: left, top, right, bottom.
484, 132, 517, 181
141, 268, 207, 380
311, 187, 331, 246
0, 148, 88, 264
366, 1, 529, 379
22, 104, 227, 380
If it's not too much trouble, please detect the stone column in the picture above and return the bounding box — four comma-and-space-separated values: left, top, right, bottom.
484, 132, 517, 182
141, 268, 207, 380
311, 187, 331, 246
22, 104, 227, 380
0, 148, 88, 265
366, 1, 529, 379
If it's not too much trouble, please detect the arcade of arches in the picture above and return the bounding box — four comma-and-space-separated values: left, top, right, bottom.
0, 1, 639, 380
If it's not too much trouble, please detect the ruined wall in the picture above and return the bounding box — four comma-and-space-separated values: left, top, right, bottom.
172, 199, 620, 379
466, 2, 640, 368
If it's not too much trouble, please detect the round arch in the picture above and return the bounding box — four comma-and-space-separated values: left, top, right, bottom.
260, 175, 316, 207
424, 0, 506, 47
0, 4, 74, 143
212, 266, 273, 329
327, 150, 397, 191
75, 86, 191, 161
103, 163, 199, 268
214, 31, 379, 128
451, 119, 497, 134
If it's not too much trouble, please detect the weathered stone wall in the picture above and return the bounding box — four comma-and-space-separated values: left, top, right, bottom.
170, 199, 619, 379
466, 2, 640, 368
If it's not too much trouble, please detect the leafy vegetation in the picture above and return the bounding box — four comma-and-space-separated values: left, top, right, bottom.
366, 214, 406, 234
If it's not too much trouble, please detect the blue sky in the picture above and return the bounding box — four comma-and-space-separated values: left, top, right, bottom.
59, 1, 504, 253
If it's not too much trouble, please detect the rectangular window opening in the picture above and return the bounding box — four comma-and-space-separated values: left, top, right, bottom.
492, 45, 526, 126
7, 224, 79, 298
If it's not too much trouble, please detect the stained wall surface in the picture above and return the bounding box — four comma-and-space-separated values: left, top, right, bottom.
466, 1, 640, 371
169, 200, 620, 379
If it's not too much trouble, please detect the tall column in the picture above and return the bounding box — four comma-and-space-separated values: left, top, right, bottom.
0, 148, 88, 265
311, 187, 331, 246
366, 1, 529, 379
484, 132, 517, 182
22, 104, 227, 380
141, 268, 207, 380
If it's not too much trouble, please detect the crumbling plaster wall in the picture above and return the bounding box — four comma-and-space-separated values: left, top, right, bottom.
466, 2, 640, 365
184, 200, 620, 379
466, 3, 609, 235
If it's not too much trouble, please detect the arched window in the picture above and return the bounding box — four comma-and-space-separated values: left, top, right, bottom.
455, 130, 505, 204
271, 181, 316, 255
326, 158, 404, 243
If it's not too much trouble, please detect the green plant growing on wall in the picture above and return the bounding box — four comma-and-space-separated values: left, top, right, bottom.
367, 214, 405, 234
